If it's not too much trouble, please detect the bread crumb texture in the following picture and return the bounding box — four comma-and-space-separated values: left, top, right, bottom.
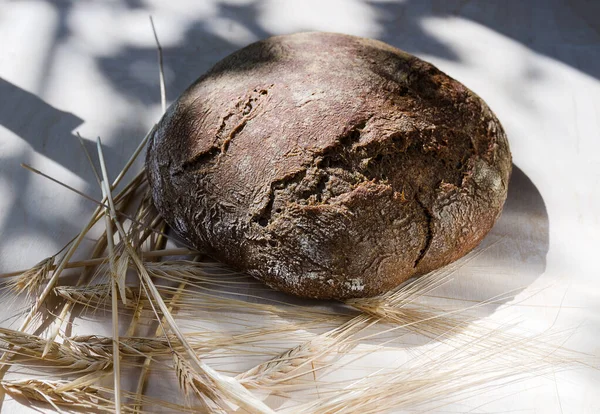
146, 32, 512, 299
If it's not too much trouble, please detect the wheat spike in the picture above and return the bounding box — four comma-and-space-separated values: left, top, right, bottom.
54, 284, 139, 308
0, 379, 113, 412
0, 378, 203, 413
4, 256, 54, 301
67, 335, 175, 358
0, 328, 111, 373
239, 314, 370, 390
172, 352, 227, 413
97, 154, 274, 413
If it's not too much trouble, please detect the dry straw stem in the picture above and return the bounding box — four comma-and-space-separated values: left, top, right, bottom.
98, 140, 123, 414
149, 15, 166, 114
125, 194, 162, 253
96, 142, 274, 413
65, 330, 304, 363
133, 278, 189, 413
5, 126, 153, 335
41, 179, 143, 358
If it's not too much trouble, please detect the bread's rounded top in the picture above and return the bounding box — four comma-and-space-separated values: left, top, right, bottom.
147, 32, 511, 299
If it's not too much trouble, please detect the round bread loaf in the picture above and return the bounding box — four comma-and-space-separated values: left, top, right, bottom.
146, 32, 511, 299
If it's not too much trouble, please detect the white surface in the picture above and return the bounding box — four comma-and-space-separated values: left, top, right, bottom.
0, 0, 599, 412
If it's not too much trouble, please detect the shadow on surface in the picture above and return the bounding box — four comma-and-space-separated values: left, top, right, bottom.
89, 0, 600, 108
0, 78, 120, 180
98, 2, 273, 106
0, 1, 567, 409
423, 164, 550, 314
0, 78, 124, 280
370, 0, 600, 80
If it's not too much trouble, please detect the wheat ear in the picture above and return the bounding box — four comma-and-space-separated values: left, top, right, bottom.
4, 256, 54, 301
0, 327, 111, 373
238, 314, 370, 390
0, 379, 115, 412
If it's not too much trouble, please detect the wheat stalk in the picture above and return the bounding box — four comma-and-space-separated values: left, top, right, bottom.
66, 329, 315, 363
172, 351, 228, 413
4, 256, 54, 302
133, 277, 189, 413
0, 379, 114, 412
54, 284, 139, 308
284, 325, 587, 414
54, 279, 351, 331
238, 314, 370, 390
0, 328, 111, 373
94, 142, 274, 412
0, 378, 204, 413
0, 20, 596, 414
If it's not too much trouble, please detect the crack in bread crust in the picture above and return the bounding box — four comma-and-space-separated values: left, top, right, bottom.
146, 32, 512, 299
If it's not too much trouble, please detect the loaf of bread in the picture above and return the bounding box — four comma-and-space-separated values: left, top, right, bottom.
146, 32, 511, 299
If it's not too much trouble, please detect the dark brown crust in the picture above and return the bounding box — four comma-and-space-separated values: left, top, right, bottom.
146, 32, 512, 299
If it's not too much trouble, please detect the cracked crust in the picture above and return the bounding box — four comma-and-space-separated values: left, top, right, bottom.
146, 32, 512, 299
